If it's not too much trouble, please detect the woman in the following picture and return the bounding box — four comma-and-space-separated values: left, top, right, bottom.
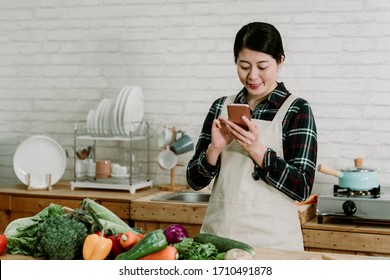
186, 22, 317, 251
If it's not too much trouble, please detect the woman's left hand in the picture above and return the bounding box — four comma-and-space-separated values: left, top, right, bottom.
225, 116, 267, 167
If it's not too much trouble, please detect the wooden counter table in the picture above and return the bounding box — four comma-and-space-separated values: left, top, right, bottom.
130, 191, 317, 238
0, 247, 380, 260
0, 182, 160, 232
0, 183, 316, 234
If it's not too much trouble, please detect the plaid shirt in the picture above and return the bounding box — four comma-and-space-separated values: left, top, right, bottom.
186, 82, 317, 202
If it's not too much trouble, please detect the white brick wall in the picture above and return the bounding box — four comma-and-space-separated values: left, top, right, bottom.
1, 0, 390, 194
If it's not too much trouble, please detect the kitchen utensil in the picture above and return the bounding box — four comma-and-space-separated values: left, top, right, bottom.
170, 133, 194, 155
317, 158, 379, 191
13, 135, 66, 188
158, 126, 175, 148
158, 149, 177, 169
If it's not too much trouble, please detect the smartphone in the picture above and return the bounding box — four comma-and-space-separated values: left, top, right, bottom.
227, 103, 251, 130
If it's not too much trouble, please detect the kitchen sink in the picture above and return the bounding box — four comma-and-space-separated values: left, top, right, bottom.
151, 191, 211, 203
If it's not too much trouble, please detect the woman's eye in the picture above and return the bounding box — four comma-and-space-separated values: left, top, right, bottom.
240, 66, 249, 70
258, 67, 268, 71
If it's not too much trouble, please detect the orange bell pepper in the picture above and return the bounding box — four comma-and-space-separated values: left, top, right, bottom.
83, 233, 113, 260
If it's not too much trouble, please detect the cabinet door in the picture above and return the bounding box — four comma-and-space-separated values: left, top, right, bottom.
10, 196, 82, 215
0, 195, 11, 232
0, 196, 83, 232
100, 201, 130, 220
0, 195, 132, 232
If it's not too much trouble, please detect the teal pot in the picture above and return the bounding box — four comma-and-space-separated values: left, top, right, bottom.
317, 164, 379, 191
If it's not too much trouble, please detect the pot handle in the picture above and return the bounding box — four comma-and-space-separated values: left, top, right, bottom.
317, 164, 342, 178
354, 157, 363, 168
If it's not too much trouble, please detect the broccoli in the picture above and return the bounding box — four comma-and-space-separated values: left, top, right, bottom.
35, 213, 88, 260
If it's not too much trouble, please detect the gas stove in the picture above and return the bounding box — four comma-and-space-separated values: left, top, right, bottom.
316, 185, 390, 224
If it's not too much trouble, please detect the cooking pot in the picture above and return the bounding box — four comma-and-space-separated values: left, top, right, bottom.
317, 158, 379, 191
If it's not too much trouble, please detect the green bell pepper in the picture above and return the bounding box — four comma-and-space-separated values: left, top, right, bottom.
115, 229, 168, 260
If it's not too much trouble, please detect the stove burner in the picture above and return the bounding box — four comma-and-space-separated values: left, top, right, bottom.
333, 185, 380, 198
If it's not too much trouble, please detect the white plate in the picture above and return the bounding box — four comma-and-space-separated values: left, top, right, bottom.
102, 99, 115, 136
13, 135, 66, 188
97, 98, 111, 135
86, 109, 96, 135
113, 86, 130, 136
122, 86, 144, 135
118, 86, 132, 135
98, 98, 110, 135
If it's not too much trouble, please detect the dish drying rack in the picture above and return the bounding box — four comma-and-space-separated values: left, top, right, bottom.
70, 121, 153, 194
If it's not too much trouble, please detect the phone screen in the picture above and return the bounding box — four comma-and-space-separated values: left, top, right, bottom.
227, 104, 251, 130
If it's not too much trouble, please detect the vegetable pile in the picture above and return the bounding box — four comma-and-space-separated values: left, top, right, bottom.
0, 234, 7, 255
3, 198, 255, 260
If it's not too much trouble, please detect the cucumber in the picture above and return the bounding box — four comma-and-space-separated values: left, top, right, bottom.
194, 233, 255, 257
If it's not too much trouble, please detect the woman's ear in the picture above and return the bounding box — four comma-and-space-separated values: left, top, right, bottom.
277, 55, 285, 70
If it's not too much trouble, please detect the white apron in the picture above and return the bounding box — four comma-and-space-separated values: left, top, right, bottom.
201, 94, 303, 251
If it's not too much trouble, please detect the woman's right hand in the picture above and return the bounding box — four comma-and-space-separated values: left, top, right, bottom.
212, 117, 234, 149
205, 117, 234, 165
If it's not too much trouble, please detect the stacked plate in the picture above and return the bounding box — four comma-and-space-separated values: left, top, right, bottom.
86, 85, 144, 136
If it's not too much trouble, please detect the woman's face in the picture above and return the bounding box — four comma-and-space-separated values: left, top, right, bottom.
236, 48, 282, 102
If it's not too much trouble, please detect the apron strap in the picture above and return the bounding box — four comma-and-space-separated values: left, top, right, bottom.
272, 94, 298, 123
220, 95, 236, 118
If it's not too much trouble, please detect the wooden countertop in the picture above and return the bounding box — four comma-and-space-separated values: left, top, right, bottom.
0, 183, 316, 224
130, 191, 317, 225
0, 247, 379, 260
0, 182, 160, 202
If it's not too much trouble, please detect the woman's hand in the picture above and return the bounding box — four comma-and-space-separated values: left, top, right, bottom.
205, 117, 234, 165
225, 116, 267, 167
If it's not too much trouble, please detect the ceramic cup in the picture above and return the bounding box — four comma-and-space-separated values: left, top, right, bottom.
95, 160, 111, 179
75, 159, 88, 178
158, 127, 175, 148
87, 159, 96, 177
170, 134, 194, 155
158, 149, 178, 169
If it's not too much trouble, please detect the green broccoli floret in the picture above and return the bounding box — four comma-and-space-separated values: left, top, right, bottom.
35, 214, 88, 260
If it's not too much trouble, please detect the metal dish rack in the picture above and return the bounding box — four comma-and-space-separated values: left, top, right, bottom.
70, 121, 153, 194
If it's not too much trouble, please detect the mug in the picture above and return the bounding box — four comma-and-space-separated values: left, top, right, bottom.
158, 149, 178, 169
95, 160, 111, 179
158, 127, 175, 148
170, 134, 194, 155
75, 159, 88, 178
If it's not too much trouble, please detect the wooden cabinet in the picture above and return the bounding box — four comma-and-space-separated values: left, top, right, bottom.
0, 183, 159, 232
0, 195, 83, 231
131, 193, 207, 238
302, 217, 390, 257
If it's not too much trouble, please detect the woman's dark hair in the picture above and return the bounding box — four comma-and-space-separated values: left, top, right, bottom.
233, 22, 285, 63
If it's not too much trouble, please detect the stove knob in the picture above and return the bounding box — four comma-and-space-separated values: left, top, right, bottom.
342, 200, 357, 216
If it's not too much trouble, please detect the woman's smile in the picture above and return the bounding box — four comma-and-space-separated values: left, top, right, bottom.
236, 48, 281, 102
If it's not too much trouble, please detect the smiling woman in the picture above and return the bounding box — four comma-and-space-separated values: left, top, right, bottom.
186, 22, 318, 251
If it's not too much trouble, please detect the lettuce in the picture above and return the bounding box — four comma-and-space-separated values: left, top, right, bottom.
4, 204, 64, 256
